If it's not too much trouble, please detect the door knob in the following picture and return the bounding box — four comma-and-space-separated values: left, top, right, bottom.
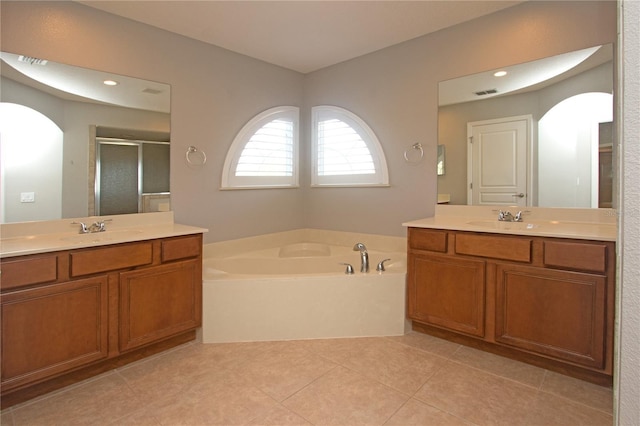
513, 193, 525, 198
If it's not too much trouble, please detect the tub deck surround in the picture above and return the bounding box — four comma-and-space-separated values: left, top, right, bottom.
203, 228, 407, 258
0, 212, 208, 257
403, 205, 617, 241
204, 243, 407, 278
202, 229, 408, 343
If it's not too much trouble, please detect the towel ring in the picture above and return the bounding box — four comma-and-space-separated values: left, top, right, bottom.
404, 143, 424, 163
186, 146, 207, 166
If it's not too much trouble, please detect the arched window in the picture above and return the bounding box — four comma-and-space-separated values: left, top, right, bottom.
221, 106, 299, 189
311, 106, 389, 187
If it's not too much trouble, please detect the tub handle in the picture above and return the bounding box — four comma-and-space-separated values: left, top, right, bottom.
376, 259, 391, 272
340, 263, 355, 275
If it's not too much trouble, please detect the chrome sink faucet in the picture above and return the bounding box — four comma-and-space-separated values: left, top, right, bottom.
73, 219, 110, 234
498, 210, 524, 222
353, 242, 369, 273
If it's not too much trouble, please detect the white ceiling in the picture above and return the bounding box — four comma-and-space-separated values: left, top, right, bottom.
77, 1, 525, 74
3, 1, 610, 112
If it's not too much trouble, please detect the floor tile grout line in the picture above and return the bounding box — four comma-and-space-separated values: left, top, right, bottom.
270, 401, 317, 426
383, 334, 463, 361
280, 363, 342, 405
2, 409, 16, 426
534, 385, 615, 416
409, 397, 483, 426
299, 341, 434, 400
277, 359, 417, 425
395, 334, 613, 408
114, 340, 197, 373
3, 336, 614, 424
442, 357, 546, 392
5, 369, 120, 412
414, 357, 613, 419
380, 397, 414, 426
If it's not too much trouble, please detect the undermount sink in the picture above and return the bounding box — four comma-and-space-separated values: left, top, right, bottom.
60, 230, 144, 244
466, 220, 540, 230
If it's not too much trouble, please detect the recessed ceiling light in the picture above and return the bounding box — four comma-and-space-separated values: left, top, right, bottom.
493, 71, 507, 77
103, 80, 118, 86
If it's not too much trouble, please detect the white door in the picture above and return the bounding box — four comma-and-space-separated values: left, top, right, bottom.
467, 115, 531, 206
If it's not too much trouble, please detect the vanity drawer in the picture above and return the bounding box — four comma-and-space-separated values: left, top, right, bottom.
161, 235, 202, 263
408, 228, 448, 253
543, 241, 607, 273
70, 242, 153, 277
1, 255, 59, 291
455, 233, 532, 262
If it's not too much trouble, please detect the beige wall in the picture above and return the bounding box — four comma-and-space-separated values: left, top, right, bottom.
1, 1, 616, 240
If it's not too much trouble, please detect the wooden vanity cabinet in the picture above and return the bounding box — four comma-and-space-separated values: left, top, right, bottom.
1, 276, 109, 391
494, 263, 607, 369
407, 228, 615, 384
0, 233, 203, 406
119, 258, 202, 352
408, 253, 486, 337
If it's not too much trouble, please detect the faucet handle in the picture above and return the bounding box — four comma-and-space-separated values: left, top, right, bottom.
93, 218, 112, 232
71, 221, 89, 234
340, 263, 355, 275
498, 210, 514, 221
376, 259, 391, 272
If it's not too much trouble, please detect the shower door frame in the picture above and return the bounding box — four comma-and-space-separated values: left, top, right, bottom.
95, 138, 144, 216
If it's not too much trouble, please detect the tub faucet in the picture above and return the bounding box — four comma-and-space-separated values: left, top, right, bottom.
353, 243, 369, 273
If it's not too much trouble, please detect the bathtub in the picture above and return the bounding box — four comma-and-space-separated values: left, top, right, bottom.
201, 230, 407, 343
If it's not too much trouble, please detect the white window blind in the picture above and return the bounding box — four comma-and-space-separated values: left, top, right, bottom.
221, 106, 299, 189
312, 106, 389, 187
236, 119, 293, 176
317, 119, 375, 176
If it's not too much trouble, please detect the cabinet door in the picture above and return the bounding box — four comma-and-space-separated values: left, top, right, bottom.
1, 277, 109, 391
495, 264, 606, 369
119, 259, 202, 352
408, 253, 486, 337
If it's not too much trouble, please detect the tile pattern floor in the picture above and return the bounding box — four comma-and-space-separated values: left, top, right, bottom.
1, 332, 613, 425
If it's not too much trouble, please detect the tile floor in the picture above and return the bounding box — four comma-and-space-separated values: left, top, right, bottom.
1, 332, 613, 425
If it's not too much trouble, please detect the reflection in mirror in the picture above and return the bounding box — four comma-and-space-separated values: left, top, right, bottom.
0, 52, 171, 223
436, 145, 445, 176
437, 44, 614, 208
93, 127, 170, 217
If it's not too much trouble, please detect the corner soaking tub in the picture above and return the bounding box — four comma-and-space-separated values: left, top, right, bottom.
202, 240, 407, 343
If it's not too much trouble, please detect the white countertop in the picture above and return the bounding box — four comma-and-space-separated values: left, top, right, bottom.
0, 212, 208, 258
403, 205, 617, 241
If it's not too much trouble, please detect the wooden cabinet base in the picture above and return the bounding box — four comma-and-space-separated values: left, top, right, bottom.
407, 228, 615, 388
1, 234, 203, 409
0, 330, 196, 409
412, 322, 612, 387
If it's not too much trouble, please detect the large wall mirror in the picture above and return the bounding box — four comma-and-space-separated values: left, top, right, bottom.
0, 52, 171, 224
437, 44, 614, 209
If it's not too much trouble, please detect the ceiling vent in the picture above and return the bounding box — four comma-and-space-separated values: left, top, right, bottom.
474, 89, 498, 96
18, 55, 48, 66
142, 88, 163, 95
